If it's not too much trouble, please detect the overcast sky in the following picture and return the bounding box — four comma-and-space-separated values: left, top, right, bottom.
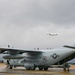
0, 0, 75, 49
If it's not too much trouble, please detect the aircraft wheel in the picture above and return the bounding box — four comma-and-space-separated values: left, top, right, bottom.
63, 68, 66, 72
31, 68, 35, 70
39, 67, 43, 70
9, 66, 13, 69
26, 68, 31, 70
67, 67, 69, 72
31, 67, 36, 70
44, 67, 48, 70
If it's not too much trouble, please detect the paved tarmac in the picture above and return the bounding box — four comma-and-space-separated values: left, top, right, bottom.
0, 63, 75, 75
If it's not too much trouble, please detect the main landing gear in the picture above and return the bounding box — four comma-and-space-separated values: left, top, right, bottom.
26, 67, 48, 70
26, 67, 36, 70
63, 63, 70, 72
39, 67, 48, 70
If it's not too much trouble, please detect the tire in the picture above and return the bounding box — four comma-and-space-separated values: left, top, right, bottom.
44, 67, 48, 70
31, 68, 35, 70
9, 66, 13, 69
39, 67, 43, 70
26, 68, 31, 70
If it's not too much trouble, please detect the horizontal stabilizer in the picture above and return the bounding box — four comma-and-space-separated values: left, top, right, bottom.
63, 45, 75, 49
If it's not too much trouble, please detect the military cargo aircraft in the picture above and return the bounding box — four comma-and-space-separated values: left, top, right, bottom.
0, 45, 75, 71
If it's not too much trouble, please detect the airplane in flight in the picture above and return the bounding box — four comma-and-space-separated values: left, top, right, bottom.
0, 45, 75, 71
47, 33, 57, 36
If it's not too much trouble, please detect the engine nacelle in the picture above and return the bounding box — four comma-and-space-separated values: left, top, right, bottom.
3, 55, 25, 59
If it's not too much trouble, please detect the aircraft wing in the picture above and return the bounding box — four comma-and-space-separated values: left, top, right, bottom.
0, 47, 43, 55
63, 45, 75, 49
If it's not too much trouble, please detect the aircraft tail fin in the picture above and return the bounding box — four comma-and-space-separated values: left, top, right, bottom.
63, 45, 75, 49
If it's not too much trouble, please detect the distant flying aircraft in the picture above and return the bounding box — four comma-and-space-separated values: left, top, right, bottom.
47, 33, 57, 36
0, 45, 75, 71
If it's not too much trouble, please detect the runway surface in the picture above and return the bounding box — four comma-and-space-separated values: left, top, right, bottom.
0, 63, 75, 75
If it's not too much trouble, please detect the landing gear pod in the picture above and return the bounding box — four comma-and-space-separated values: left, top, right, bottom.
24, 63, 35, 70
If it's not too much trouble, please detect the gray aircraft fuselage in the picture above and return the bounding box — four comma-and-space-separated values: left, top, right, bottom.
3, 47, 75, 70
